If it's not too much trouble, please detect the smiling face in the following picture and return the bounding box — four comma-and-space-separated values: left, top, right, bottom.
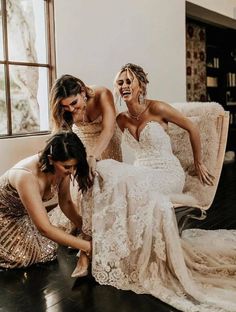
60, 93, 86, 123
116, 70, 142, 103
52, 158, 78, 178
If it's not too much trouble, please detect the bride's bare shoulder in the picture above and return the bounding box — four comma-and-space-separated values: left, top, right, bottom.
149, 100, 171, 114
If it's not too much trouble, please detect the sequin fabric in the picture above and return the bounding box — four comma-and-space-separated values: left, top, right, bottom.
72, 116, 122, 161
0, 171, 57, 269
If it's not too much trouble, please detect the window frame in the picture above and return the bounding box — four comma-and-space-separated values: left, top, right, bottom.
0, 0, 56, 138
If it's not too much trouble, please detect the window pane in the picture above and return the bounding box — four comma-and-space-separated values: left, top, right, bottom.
10, 65, 49, 134
0, 1, 3, 60
0, 65, 7, 135
38, 67, 50, 131
7, 0, 47, 63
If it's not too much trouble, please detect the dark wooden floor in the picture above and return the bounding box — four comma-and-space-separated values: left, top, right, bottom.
0, 162, 236, 312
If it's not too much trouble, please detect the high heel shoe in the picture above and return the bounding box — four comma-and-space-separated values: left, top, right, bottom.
71, 250, 90, 278
71, 265, 88, 278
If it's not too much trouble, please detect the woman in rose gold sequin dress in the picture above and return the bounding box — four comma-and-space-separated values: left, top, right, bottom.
0, 132, 91, 269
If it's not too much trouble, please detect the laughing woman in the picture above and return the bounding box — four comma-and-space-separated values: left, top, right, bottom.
78, 64, 236, 312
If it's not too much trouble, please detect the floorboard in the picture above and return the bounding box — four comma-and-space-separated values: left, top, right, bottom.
0, 162, 235, 312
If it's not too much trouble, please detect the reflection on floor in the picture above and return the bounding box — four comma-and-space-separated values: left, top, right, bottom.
0, 162, 236, 312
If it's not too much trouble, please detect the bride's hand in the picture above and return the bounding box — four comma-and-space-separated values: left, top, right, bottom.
194, 161, 215, 186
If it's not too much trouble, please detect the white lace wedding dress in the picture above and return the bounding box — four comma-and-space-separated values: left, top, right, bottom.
82, 121, 236, 312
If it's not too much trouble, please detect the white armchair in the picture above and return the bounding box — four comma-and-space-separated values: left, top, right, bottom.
169, 102, 229, 233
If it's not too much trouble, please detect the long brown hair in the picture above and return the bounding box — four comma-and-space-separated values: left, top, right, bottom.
50, 74, 94, 131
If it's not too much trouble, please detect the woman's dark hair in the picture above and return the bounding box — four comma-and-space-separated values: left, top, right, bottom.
39, 131, 91, 193
50, 74, 94, 131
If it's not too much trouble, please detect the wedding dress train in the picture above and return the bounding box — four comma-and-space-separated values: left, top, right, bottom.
81, 121, 236, 312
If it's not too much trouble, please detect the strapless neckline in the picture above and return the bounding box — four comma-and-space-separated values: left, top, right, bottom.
124, 121, 167, 142
75, 115, 102, 126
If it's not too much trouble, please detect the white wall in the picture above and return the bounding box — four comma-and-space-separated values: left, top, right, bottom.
54, 0, 187, 163
0, 135, 49, 175
54, 0, 186, 103
188, 0, 236, 19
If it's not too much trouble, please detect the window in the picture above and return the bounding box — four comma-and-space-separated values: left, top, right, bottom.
0, 0, 55, 137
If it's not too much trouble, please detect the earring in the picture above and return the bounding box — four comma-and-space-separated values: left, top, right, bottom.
83, 95, 87, 102
119, 95, 122, 107
139, 94, 144, 105
82, 111, 85, 125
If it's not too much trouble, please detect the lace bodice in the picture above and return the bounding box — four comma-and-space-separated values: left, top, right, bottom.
0, 171, 57, 268
124, 121, 183, 170
80, 120, 236, 312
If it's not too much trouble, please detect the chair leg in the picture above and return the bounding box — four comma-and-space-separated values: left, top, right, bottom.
175, 207, 207, 235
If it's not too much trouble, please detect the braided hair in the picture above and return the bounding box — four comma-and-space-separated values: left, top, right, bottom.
114, 63, 149, 101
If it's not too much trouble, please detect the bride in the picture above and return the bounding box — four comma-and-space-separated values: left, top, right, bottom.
76, 63, 236, 312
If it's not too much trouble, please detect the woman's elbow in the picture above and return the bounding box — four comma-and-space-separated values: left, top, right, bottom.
36, 223, 53, 238
187, 122, 199, 137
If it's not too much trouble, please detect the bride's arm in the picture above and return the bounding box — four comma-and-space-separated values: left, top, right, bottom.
154, 101, 214, 186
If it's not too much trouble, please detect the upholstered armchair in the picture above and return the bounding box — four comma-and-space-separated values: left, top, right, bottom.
169, 102, 229, 233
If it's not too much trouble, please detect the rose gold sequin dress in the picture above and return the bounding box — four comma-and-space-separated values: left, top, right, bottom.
0, 169, 57, 269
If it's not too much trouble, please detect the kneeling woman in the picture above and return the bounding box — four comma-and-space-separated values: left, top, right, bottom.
0, 131, 91, 269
